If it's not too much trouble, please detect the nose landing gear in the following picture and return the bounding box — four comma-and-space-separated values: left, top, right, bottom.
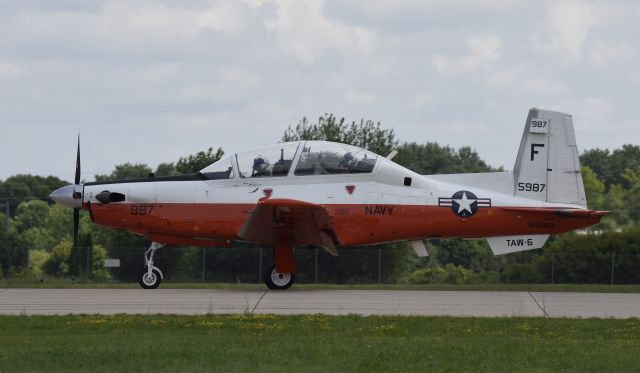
139, 242, 165, 289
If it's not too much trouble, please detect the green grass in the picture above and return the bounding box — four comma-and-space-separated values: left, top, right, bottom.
0, 314, 639, 372
2, 280, 640, 293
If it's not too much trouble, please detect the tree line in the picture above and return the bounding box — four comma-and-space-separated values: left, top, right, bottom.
1, 114, 639, 284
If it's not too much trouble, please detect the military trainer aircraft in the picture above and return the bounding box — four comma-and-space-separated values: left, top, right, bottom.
50, 108, 607, 289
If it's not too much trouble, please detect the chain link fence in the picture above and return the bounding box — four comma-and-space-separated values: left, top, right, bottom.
102, 246, 400, 285
86, 246, 640, 285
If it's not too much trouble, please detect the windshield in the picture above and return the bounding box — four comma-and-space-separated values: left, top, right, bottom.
294, 142, 378, 176
236, 142, 300, 178
199, 156, 234, 180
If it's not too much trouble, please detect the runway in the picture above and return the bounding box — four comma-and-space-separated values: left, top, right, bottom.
1, 288, 638, 318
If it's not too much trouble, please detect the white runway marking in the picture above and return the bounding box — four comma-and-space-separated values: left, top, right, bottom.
0, 289, 638, 318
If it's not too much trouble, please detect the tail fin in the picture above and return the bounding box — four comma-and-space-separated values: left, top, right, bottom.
513, 108, 587, 207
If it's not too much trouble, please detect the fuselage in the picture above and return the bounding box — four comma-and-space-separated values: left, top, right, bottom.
78, 143, 601, 248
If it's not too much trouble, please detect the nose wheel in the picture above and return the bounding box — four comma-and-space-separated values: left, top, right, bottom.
139, 242, 164, 289
264, 263, 295, 290
139, 268, 162, 289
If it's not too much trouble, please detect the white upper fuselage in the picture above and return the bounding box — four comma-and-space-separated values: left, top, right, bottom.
82, 141, 578, 210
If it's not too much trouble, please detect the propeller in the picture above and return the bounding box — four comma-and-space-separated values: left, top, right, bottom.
48, 135, 85, 279
72, 136, 81, 278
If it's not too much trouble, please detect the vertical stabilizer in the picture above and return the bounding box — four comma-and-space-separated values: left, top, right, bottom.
513, 108, 586, 207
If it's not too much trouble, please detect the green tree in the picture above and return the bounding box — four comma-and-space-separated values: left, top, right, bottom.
27, 249, 51, 279
580, 148, 612, 187
581, 145, 640, 188
90, 244, 111, 281
581, 166, 606, 210
456, 147, 498, 173
283, 114, 398, 156
610, 145, 640, 188
0, 174, 68, 215
0, 214, 27, 276
622, 166, 640, 223
95, 163, 152, 181
526, 229, 640, 284
394, 142, 495, 175
155, 162, 177, 176
14, 200, 50, 232
13, 202, 78, 253
430, 239, 495, 272
43, 239, 72, 277
175, 147, 224, 174
44, 204, 78, 245
400, 263, 474, 284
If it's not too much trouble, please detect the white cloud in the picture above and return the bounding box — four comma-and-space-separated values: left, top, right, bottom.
587, 40, 633, 65
0, 61, 22, 79
409, 93, 434, 109
345, 90, 376, 106
265, 0, 374, 64
197, 1, 252, 34
2, 1, 258, 60
484, 64, 568, 95
530, 0, 597, 59
432, 34, 502, 75
180, 67, 261, 101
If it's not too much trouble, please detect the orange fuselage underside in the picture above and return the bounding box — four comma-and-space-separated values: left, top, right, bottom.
88, 203, 600, 247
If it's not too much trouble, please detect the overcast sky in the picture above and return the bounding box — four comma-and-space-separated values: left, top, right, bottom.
1, 0, 638, 182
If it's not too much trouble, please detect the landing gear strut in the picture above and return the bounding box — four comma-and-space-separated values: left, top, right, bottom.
264, 263, 295, 290
263, 241, 296, 290
139, 242, 164, 289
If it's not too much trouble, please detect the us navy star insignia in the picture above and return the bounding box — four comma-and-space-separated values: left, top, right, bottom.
438, 190, 491, 218
454, 192, 474, 215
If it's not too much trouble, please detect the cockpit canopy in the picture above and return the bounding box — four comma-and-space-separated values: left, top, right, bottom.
199, 141, 379, 180
200, 156, 235, 180
295, 142, 377, 175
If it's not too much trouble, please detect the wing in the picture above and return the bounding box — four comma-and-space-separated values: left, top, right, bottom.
238, 198, 339, 256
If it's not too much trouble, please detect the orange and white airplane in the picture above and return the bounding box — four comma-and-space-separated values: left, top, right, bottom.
51, 108, 607, 289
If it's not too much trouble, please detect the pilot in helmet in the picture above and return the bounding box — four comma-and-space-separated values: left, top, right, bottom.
252, 155, 270, 176
340, 152, 356, 170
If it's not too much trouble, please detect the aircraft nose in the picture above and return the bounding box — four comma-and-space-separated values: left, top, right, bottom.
50, 185, 82, 209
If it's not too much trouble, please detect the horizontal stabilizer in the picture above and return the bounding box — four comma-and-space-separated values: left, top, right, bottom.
499, 206, 609, 219
552, 209, 610, 219
486, 234, 550, 255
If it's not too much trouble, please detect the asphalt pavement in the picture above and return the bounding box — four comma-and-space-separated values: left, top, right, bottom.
1, 288, 638, 318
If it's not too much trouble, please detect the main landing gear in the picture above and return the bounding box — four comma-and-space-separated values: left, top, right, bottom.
263, 242, 296, 290
139, 242, 165, 289
264, 264, 295, 290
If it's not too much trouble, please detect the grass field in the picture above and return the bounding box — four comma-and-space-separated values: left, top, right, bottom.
1, 314, 639, 372
2, 280, 640, 293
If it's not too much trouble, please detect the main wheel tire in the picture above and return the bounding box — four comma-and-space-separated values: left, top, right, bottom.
264, 264, 295, 290
139, 268, 162, 289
